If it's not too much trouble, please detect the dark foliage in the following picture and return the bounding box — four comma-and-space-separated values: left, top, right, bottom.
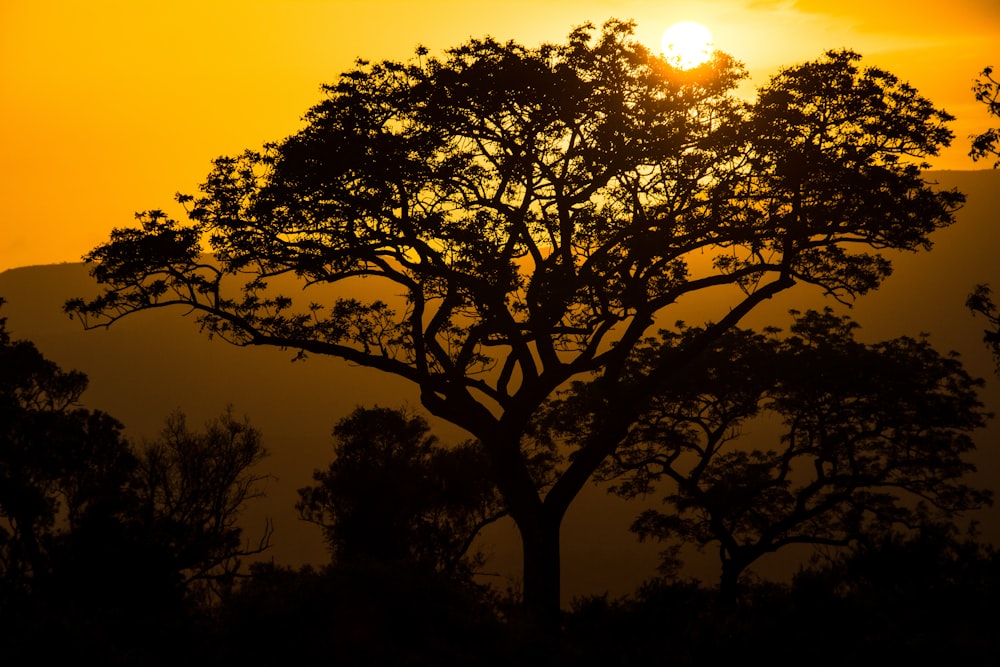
297, 406, 505, 579
215, 561, 511, 667
970, 65, 1000, 167
563, 525, 999, 667
1, 297, 140, 605
967, 283, 1000, 373
133, 408, 272, 605
967, 67, 1000, 371
0, 301, 270, 663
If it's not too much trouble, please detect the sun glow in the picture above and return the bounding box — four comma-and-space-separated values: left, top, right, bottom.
661, 21, 714, 69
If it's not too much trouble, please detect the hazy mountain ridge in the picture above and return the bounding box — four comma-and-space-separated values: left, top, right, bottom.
1, 170, 998, 600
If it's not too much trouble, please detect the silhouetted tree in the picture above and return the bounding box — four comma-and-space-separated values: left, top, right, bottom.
66, 21, 963, 625
0, 301, 272, 664
968, 67, 1000, 370
970, 65, 1000, 167
545, 309, 992, 600
967, 283, 1000, 373
297, 406, 505, 578
134, 408, 272, 605
0, 298, 137, 603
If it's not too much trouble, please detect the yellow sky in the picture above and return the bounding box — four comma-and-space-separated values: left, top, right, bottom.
2, 0, 998, 272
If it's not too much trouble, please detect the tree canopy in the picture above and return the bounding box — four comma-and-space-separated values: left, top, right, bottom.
67, 20, 963, 624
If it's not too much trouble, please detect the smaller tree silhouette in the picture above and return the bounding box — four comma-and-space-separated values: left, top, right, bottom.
0, 300, 273, 663
970, 65, 1000, 167
967, 284, 1000, 373
133, 408, 272, 605
543, 309, 992, 601
297, 406, 506, 579
0, 298, 271, 617
0, 298, 137, 602
968, 66, 1000, 370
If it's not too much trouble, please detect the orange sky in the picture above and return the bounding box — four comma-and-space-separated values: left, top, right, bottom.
2, 0, 998, 272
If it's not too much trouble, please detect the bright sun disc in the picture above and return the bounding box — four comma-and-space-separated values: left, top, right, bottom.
661, 21, 714, 69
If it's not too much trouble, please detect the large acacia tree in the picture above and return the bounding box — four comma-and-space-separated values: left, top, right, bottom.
67, 21, 962, 625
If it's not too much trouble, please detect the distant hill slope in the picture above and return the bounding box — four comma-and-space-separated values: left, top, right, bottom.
1, 169, 997, 601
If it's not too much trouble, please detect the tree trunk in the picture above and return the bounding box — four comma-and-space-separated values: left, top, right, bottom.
516, 507, 564, 634
458, 417, 570, 636
718, 559, 744, 606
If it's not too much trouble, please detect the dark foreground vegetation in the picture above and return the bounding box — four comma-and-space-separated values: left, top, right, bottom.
5, 536, 999, 666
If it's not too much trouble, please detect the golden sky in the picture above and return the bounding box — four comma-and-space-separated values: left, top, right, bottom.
2, 0, 998, 272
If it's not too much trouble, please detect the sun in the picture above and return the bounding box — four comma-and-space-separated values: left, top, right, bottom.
661, 21, 714, 69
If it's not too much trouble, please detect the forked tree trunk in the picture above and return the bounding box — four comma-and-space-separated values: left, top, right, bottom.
471, 424, 568, 635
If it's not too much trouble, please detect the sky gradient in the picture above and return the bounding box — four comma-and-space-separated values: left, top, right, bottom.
2, 0, 998, 271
